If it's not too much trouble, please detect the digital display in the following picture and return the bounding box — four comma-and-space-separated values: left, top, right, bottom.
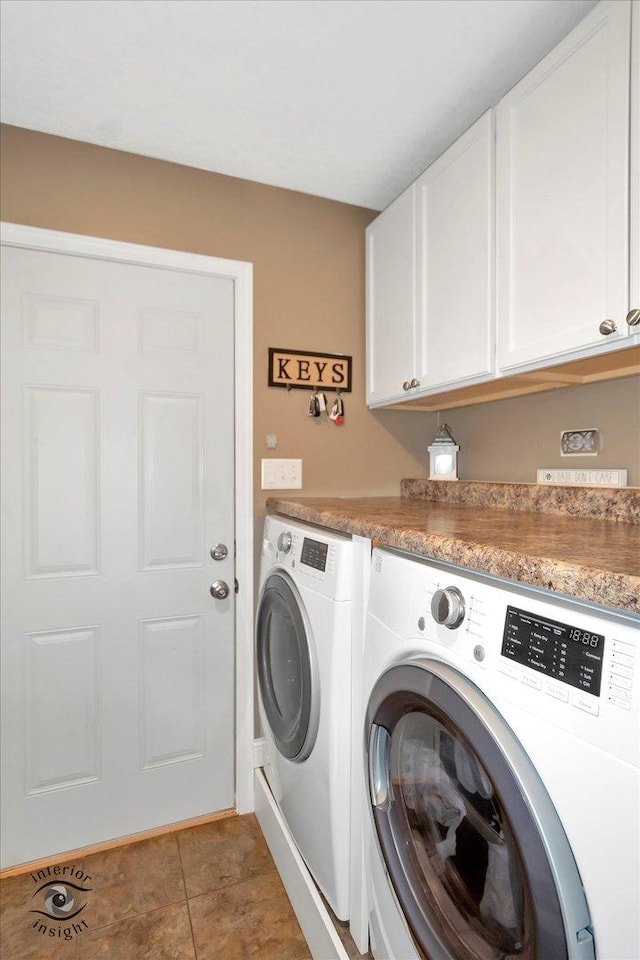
300, 537, 329, 572
501, 606, 604, 697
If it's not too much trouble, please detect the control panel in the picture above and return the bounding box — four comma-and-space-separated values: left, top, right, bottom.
262, 516, 352, 601
501, 606, 604, 697
374, 548, 640, 763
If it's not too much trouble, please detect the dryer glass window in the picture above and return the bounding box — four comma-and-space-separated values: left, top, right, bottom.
256, 573, 318, 761
389, 711, 529, 957
367, 662, 574, 960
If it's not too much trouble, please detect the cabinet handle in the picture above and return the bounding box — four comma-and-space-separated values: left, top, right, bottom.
626, 309, 640, 327
410, 378, 421, 388
402, 381, 411, 391
599, 319, 617, 336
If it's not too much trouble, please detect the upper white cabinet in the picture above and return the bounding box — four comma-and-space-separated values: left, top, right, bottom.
416, 111, 494, 391
366, 186, 418, 405
366, 0, 638, 410
496, 0, 632, 372
366, 112, 495, 406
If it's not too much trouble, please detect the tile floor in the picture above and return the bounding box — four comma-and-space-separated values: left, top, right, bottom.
1, 813, 361, 960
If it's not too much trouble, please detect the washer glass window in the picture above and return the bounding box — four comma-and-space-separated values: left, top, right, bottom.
368, 661, 588, 960
257, 572, 318, 760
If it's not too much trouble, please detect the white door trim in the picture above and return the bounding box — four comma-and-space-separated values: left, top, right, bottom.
0, 221, 254, 816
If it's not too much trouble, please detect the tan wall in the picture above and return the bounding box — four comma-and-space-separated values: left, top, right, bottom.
442, 375, 640, 486
0, 125, 436, 513
2, 124, 637, 498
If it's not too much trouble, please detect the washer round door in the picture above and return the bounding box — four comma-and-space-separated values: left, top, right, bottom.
366, 658, 594, 960
256, 571, 319, 762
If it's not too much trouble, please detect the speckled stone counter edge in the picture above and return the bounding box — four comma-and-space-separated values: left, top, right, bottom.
266, 498, 640, 613
401, 479, 640, 523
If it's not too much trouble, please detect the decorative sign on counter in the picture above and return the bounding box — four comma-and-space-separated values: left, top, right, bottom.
268, 348, 352, 392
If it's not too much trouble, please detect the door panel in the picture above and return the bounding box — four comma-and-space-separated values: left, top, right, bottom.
24, 385, 99, 577
26, 625, 101, 793
1, 244, 236, 866
140, 392, 204, 569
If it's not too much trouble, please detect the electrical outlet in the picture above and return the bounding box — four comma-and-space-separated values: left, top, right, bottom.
560, 429, 599, 456
261, 458, 302, 490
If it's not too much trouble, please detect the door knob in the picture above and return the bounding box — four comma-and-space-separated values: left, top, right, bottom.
599, 319, 617, 335
210, 543, 228, 561
402, 381, 411, 391
410, 378, 421, 388
626, 308, 640, 327
210, 580, 230, 600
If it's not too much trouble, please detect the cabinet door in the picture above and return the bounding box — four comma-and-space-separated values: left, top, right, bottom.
416, 111, 494, 391
366, 186, 418, 405
496, 0, 631, 372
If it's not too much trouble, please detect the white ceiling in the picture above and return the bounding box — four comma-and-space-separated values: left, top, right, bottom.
1, 0, 598, 210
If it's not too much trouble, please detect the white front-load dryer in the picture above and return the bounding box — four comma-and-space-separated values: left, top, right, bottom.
256, 514, 353, 920
363, 547, 639, 960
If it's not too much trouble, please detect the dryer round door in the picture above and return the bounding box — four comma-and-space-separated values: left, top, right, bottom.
256, 571, 320, 762
366, 658, 594, 960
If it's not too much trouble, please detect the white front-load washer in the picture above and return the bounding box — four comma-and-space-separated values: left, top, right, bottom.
256, 514, 353, 920
363, 547, 639, 960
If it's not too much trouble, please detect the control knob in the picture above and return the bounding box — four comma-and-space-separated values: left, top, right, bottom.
431, 586, 466, 630
277, 531, 293, 554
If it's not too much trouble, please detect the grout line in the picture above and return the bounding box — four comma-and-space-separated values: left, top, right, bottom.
4, 818, 287, 960
185, 865, 280, 904
176, 826, 198, 960
79, 894, 189, 936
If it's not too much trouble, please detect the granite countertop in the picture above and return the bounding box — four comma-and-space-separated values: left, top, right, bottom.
266, 482, 640, 614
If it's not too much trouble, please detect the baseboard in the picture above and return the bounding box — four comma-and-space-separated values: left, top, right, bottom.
253, 736, 266, 768
254, 768, 349, 960
0, 807, 236, 879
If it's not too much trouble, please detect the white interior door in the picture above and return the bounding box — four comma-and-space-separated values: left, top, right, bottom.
1, 241, 239, 867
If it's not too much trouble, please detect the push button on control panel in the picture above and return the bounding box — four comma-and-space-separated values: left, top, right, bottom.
544, 681, 569, 703
605, 639, 635, 711
572, 694, 599, 717
610, 663, 633, 680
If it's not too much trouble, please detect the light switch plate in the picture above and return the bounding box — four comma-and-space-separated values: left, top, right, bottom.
261, 458, 303, 490
537, 468, 628, 487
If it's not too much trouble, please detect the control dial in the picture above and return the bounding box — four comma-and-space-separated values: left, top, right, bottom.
277, 531, 293, 554
431, 586, 466, 630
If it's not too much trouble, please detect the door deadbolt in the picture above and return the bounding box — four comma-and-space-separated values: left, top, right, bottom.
210, 580, 230, 600
210, 543, 228, 561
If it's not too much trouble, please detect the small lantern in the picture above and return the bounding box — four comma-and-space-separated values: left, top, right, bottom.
428, 423, 460, 481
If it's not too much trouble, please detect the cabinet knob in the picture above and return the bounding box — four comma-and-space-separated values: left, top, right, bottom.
626, 309, 640, 327
410, 378, 421, 388
599, 319, 617, 336
402, 381, 411, 391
